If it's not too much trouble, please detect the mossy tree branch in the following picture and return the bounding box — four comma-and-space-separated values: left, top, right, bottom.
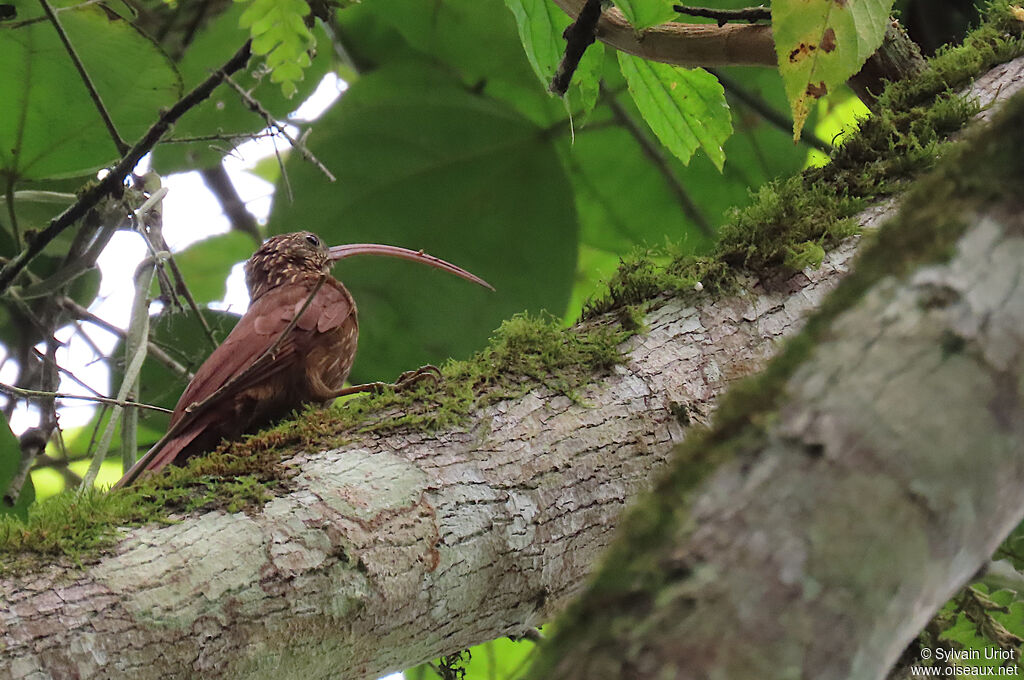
0, 191, 873, 678
535, 79, 1024, 680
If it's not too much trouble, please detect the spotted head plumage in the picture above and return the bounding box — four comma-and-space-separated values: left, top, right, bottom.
245, 231, 331, 301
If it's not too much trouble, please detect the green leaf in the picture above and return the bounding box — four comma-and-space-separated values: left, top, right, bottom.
150, 4, 331, 173
772, 0, 894, 139
614, 0, 677, 30
0, 0, 182, 181
237, 0, 314, 98
161, 232, 257, 305
408, 636, 539, 679
617, 52, 733, 170
265, 61, 579, 384
504, 0, 604, 117
0, 413, 34, 521
563, 65, 809, 267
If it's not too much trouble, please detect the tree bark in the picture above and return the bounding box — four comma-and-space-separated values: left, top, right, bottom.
537, 71, 1024, 680
2, 55, 1024, 680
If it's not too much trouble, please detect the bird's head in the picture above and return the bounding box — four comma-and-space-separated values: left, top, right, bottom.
245, 230, 494, 302
245, 231, 330, 301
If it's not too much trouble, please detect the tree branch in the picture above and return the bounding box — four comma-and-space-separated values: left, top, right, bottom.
535, 70, 1024, 680
672, 4, 770, 27
550, 0, 776, 68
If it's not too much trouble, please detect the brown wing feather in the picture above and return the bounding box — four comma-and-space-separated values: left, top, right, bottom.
171, 280, 353, 424
116, 279, 355, 487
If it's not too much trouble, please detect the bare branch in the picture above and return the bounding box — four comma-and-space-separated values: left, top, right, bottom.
0, 382, 172, 414
550, 0, 776, 68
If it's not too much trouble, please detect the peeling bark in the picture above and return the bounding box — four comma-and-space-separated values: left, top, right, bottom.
3, 56, 1024, 680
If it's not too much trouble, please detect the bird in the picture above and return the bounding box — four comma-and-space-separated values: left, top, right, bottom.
115, 230, 492, 487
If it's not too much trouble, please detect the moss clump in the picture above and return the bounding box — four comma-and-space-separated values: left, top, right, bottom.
0, 451, 278, 575
238, 312, 628, 449
582, 3, 1023, 320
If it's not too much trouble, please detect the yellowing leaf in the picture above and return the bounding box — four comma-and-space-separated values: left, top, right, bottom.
773, 0, 894, 139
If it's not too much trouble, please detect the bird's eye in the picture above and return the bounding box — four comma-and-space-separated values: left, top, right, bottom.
305, 234, 321, 247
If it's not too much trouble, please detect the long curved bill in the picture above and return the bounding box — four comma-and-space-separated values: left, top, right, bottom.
328, 243, 494, 291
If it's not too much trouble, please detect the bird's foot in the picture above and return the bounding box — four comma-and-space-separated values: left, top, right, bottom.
331, 365, 442, 399
394, 365, 442, 391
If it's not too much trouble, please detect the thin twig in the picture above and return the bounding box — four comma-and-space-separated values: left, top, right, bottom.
603, 89, 714, 239
672, 4, 770, 27
222, 74, 337, 182
0, 383, 172, 413
57, 296, 193, 380
271, 134, 294, 203
37, 0, 128, 154
80, 254, 163, 490
3, 428, 47, 507
135, 187, 218, 349
33, 344, 105, 399
0, 40, 252, 295
163, 131, 279, 144
32, 452, 84, 487
121, 215, 166, 470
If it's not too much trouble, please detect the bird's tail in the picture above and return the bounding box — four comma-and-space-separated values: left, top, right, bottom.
113, 427, 204, 489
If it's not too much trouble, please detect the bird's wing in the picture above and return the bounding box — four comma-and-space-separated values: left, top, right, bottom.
170, 280, 354, 425
115, 280, 354, 488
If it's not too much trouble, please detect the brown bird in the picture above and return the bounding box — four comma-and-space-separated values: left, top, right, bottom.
115, 231, 492, 487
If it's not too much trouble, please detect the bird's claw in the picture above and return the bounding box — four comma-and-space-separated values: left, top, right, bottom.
394, 365, 442, 391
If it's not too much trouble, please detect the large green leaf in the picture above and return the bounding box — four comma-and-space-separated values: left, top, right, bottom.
340, 0, 566, 126
773, 0, 893, 138
0, 0, 181, 180
617, 53, 733, 171
265, 61, 578, 383
149, 3, 332, 173
0, 413, 34, 520
564, 65, 810, 254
